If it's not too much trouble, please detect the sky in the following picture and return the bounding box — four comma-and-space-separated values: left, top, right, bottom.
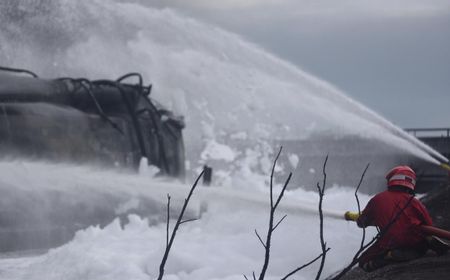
137, 0, 450, 129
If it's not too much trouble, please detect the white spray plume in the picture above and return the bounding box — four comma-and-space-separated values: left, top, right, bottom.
0, 0, 445, 170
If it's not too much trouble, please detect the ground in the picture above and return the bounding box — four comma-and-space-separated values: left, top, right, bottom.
333, 253, 450, 280
333, 183, 450, 280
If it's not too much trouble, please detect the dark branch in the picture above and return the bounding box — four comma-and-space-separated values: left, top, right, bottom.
255, 229, 266, 249
257, 147, 293, 280
157, 170, 205, 280
166, 194, 171, 248
315, 155, 329, 280
282, 248, 331, 280
355, 164, 370, 254
273, 214, 288, 232
316, 182, 322, 196
355, 163, 370, 212
274, 173, 292, 209
270, 147, 283, 209
179, 218, 198, 225
320, 155, 328, 194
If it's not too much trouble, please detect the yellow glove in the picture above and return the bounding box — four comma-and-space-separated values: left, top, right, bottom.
344, 211, 360, 221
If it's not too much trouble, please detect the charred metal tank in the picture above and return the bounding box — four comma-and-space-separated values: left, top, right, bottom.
0, 66, 185, 178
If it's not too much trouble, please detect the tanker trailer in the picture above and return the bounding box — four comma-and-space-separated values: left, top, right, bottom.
0, 66, 185, 179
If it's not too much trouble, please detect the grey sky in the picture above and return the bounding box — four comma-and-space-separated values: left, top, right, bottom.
138, 0, 450, 128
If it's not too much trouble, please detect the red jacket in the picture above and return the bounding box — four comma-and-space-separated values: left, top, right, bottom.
357, 189, 432, 252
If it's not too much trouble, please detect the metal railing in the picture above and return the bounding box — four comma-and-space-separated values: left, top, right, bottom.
404, 127, 450, 138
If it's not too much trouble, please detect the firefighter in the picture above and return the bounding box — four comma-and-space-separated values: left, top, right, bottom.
345, 165, 448, 271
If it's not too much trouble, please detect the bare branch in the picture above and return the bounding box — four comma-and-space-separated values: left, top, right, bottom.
166, 194, 171, 248
248, 146, 295, 280
316, 182, 322, 196
274, 173, 292, 209
270, 147, 283, 209
282, 248, 331, 280
256, 146, 291, 280
255, 229, 267, 249
243, 273, 256, 280
179, 218, 198, 225
315, 155, 329, 280
355, 163, 370, 211
319, 155, 328, 194
272, 214, 288, 232
355, 164, 370, 254
157, 170, 205, 280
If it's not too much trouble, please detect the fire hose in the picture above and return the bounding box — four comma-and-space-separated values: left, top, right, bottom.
343, 211, 450, 240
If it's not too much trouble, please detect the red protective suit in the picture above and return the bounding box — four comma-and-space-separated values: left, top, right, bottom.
357, 188, 433, 266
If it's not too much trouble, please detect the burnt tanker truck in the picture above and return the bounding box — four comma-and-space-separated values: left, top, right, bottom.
0, 66, 186, 252
0, 66, 185, 178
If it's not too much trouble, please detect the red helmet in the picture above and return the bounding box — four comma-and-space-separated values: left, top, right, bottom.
385, 165, 416, 190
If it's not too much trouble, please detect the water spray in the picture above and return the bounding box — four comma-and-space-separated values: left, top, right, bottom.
340, 211, 450, 241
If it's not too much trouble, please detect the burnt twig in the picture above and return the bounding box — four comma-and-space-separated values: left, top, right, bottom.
258, 146, 293, 280
244, 146, 292, 280
255, 230, 266, 249
280, 155, 331, 280
179, 218, 198, 225
157, 170, 205, 280
166, 194, 171, 248
315, 155, 329, 280
273, 214, 288, 232
282, 248, 331, 280
355, 164, 370, 253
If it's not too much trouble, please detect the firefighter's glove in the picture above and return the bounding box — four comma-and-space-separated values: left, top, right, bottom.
344, 211, 360, 222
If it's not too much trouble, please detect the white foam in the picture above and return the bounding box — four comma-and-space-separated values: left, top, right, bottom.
0, 160, 375, 280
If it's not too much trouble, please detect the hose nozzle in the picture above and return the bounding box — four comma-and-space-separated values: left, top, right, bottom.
344, 211, 360, 221
440, 163, 450, 172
